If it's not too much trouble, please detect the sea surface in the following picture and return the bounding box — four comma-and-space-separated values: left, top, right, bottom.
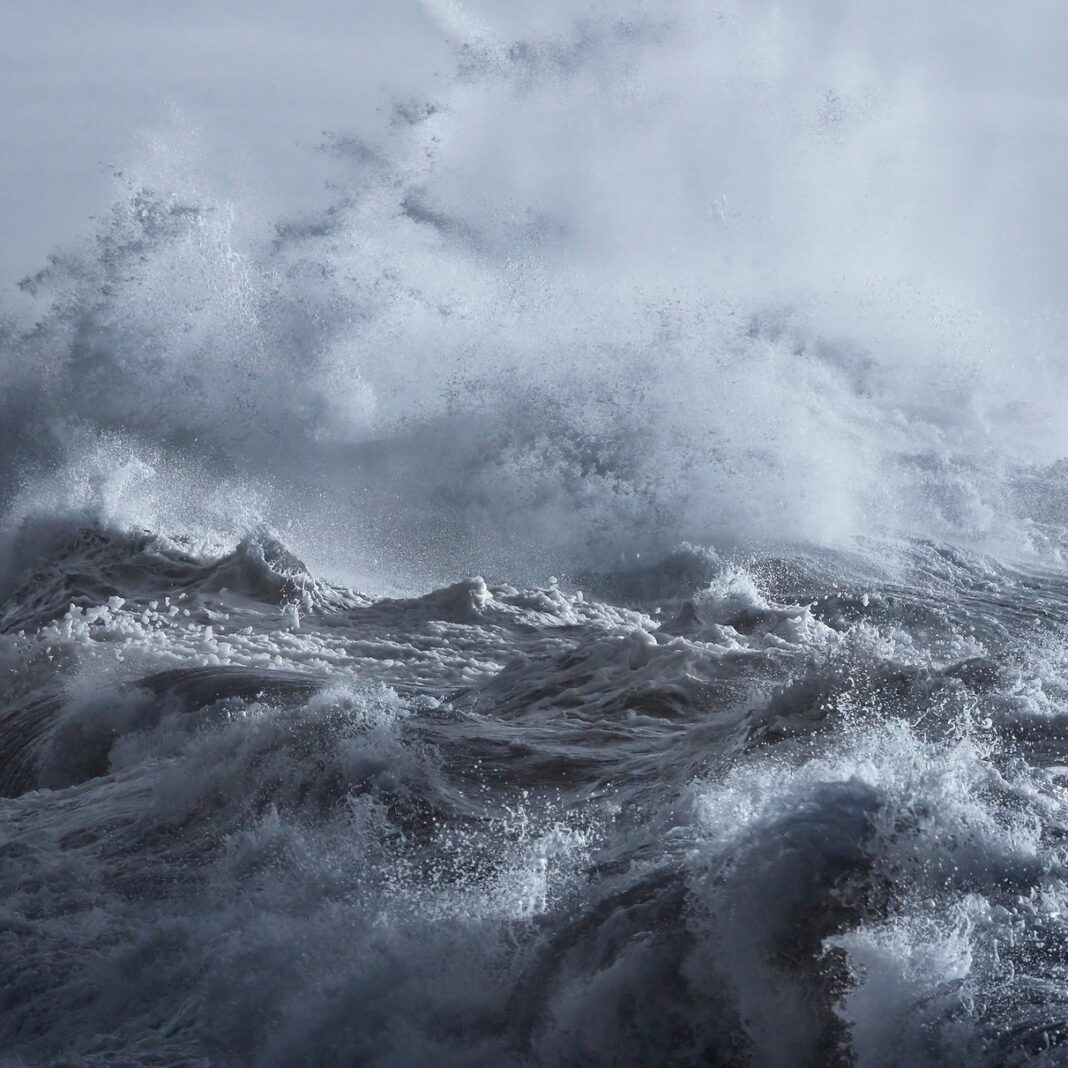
3, 3, 1068, 1064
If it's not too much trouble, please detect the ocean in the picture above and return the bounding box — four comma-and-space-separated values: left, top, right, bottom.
2, 3, 1068, 1064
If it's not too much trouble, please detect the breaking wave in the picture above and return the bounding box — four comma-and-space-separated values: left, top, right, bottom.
4, 2, 1068, 1065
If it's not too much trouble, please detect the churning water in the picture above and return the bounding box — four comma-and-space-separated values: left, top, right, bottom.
3, 3, 1068, 1064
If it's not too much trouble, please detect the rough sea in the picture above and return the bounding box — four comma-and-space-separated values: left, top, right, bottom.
3, 3, 1068, 1065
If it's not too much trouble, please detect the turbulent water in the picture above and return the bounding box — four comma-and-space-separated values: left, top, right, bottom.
4, 3, 1068, 1065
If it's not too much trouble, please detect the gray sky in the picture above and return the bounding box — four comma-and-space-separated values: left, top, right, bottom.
4, 0, 1068, 314
0, 0, 447, 284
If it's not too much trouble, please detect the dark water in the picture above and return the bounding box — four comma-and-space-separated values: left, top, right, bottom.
2, 528, 1068, 1065
4, 3, 1068, 1064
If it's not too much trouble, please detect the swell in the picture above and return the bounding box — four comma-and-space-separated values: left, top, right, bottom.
2, 525, 1068, 1063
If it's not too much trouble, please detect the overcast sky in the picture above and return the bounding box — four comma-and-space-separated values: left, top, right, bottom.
4, 0, 1068, 312
0, 1, 450, 285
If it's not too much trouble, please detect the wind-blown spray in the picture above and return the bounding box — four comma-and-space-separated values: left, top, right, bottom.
2, 3, 1068, 1065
